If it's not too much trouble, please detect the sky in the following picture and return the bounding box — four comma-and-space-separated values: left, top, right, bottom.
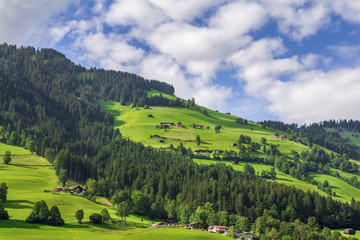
1, 0, 360, 124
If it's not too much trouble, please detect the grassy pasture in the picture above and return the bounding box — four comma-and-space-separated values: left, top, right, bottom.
147, 89, 178, 101
101, 101, 309, 155
0, 142, 31, 155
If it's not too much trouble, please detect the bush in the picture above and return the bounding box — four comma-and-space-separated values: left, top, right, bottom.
3, 151, 11, 164
0, 205, 9, 220
101, 208, 110, 222
89, 213, 103, 224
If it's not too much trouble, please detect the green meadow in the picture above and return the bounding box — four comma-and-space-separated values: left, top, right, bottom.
0, 144, 228, 240
100, 100, 309, 155
0, 142, 31, 155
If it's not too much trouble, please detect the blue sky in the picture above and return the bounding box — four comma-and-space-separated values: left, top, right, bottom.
2, 0, 360, 124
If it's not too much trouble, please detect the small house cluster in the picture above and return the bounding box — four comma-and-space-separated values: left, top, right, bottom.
54, 186, 87, 195
158, 219, 178, 227
272, 133, 287, 140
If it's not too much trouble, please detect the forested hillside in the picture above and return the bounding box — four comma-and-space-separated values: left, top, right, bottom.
1, 44, 360, 239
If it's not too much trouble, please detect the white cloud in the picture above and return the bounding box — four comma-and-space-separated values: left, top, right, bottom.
329, 0, 360, 23
228, 38, 302, 96
267, 68, 360, 123
105, 0, 166, 29
139, 54, 232, 110
265, 1, 330, 40
328, 44, 360, 59
0, 0, 75, 45
75, 32, 144, 73
149, 0, 222, 22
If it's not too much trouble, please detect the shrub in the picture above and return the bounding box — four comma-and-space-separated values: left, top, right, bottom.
0, 205, 9, 220
89, 213, 102, 224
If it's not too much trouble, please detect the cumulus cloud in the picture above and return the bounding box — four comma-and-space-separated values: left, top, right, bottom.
0, 0, 75, 45
265, 0, 330, 40
105, 0, 165, 29
328, 44, 360, 59
267, 68, 360, 123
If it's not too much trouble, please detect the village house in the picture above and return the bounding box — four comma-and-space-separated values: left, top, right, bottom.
55, 187, 64, 192
69, 185, 86, 194
176, 123, 183, 128
193, 124, 204, 129
147, 114, 154, 118
151, 135, 160, 138
159, 140, 165, 143
232, 161, 239, 165
184, 222, 204, 230
209, 225, 228, 233
158, 219, 178, 227
344, 228, 356, 235
160, 122, 174, 126
225, 112, 231, 115
272, 133, 279, 137
279, 135, 287, 140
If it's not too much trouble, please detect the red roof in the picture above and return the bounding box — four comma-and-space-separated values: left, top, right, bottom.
214, 226, 228, 229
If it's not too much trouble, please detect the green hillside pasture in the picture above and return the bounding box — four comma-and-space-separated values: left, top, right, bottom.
0, 142, 31, 155
101, 101, 309, 155
0, 224, 228, 240
326, 128, 360, 147
193, 159, 324, 196
119, 228, 229, 240
340, 130, 360, 147
147, 89, 177, 101
308, 172, 360, 202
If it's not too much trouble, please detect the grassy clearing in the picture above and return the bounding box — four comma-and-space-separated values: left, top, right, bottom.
101, 101, 309, 155
0, 142, 31, 155
308, 172, 360, 202
147, 89, 177, 101
326, 128, 360, 147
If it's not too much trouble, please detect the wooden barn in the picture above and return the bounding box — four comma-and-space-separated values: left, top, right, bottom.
184, 222, 204, 230
344, 228, 356, 235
